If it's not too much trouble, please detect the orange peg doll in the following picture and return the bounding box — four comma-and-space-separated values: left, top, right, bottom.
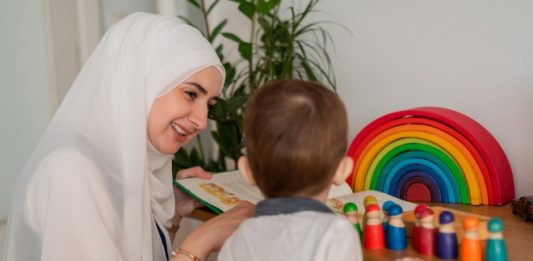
460, 216, 482, 261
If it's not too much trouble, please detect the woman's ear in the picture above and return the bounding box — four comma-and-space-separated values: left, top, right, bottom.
238, 156, 256, 186
332, 157, 354, 185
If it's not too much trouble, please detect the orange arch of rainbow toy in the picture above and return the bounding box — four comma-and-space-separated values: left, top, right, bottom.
347, 107, 514, 205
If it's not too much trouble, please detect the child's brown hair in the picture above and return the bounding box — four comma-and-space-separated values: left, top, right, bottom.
243, 79, 348, 198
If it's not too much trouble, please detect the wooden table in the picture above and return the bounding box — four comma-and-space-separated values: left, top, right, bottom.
190, 203, 533, 260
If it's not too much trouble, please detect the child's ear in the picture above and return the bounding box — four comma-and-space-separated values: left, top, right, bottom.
238, 156, 256, 186
332, 157, 354, 185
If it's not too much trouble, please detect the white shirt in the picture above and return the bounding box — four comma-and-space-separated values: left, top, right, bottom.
219, 211, 363, 261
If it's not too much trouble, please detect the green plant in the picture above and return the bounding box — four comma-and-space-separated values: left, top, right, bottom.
172, 0, 338, 175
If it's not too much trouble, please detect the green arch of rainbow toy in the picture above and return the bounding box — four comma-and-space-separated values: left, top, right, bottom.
346, 107, 515, 205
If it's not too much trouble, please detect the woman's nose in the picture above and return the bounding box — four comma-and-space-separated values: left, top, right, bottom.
188, 104, 208, 131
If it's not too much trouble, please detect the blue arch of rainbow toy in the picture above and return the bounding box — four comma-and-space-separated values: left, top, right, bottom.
380, 158, 456, 203
367, 138, 469, 204
378, 150, 462, 203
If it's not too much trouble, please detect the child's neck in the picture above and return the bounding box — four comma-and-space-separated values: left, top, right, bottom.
291, 188, 329, 202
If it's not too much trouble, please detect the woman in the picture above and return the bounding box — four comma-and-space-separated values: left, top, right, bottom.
4, 12, 254, 261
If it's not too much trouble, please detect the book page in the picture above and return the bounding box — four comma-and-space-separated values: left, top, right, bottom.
326, 190, 417, 215
327, 181, 353, 198
175, 170, 355, 213
175, 170, 263, 213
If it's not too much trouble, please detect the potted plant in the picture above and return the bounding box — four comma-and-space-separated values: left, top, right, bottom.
172, 0, 338, 175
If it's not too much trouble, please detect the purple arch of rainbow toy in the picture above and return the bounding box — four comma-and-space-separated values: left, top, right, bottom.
383, 160, 454, 202
396, 171, 443, 202
347, 107, 514, 205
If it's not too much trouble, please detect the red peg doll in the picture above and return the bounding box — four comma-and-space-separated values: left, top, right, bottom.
417, 208, 436, 255
412, 204, 428, 251
363, 203, 385, 250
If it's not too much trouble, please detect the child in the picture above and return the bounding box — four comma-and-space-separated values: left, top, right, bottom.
218, 79, 363, 260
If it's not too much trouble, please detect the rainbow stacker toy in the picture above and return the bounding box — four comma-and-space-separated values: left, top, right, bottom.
347, 107, 514, 205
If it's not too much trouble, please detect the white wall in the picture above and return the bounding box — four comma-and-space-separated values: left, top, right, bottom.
0, 0, 53, 219
100, 0, 156, 29
316, 0, 533, 198
0, 0, 156, 220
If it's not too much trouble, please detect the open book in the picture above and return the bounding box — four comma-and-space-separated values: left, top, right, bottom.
174, 170, 417, 214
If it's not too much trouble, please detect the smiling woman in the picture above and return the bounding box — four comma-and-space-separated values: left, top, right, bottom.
148, 67, 222, 154
3, 12, 253, 261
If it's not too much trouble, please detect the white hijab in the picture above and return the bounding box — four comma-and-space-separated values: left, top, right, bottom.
4, 12, 224, 261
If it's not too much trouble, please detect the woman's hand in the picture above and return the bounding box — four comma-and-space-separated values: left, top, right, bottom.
172, 167, 212, 223
172, 201, 255, 261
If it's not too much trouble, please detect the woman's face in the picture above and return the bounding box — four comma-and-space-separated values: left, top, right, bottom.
148, 66, 222, 154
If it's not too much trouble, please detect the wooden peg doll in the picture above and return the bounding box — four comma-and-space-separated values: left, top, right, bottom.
417, 208, 436, 255
381, 200, 395, 232
412, 204, 429, 251
485, 218, 507, 261
363, 195, 378, 227
436, 210, 458, 259
385, 204, 407, 250
460, 216, 482, 261
343, 202, 363, 241
363, 203, 385, 250
364, 195, 378, 208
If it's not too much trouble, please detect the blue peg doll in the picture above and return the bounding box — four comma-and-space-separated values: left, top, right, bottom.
385, 204, 407, 250
382, 200, 395, 232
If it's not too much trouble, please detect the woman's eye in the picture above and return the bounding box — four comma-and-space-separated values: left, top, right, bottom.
185, 91, 198, 100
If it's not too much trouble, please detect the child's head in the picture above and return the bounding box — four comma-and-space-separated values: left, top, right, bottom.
239, 79, 352, 198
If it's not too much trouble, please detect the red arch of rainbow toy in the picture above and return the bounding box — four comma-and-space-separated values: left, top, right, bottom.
346, 107, 514, 205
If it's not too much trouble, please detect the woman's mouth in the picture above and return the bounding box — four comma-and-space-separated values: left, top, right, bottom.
171, 123, 188, 136
171, 122, 190, 142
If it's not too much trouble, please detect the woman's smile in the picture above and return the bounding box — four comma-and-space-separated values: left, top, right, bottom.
171, 122, 191, 142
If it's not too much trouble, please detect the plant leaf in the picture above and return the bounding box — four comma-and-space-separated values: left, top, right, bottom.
190, 148, 203, 166
209, 19, 228, 42
185, 0, 201, 9
177, 15, 196, 27
238, 2, 257, 20
257, 0, 281, 15
238, 42, 252, 60
222, 32, 243, 43
206, 0, 221, 15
